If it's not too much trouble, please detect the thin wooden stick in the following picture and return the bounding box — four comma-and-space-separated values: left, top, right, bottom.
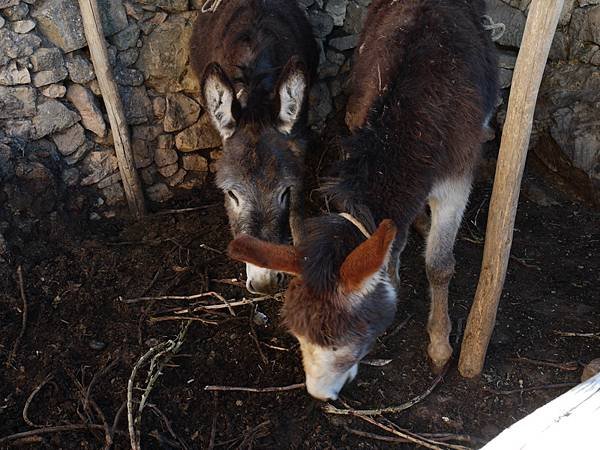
485, 382, 577, 396
22, 374, 54, 427
154, 204, 220, 216
345, 427, 478, 446
554, 330, 600, 339
148, 315, 220, 324
204, 383, 305, 393
459, 0, 565, 378
0, 424, 109, 444
78, 0, 145, 219
353, 415, 450, 450
324, 360, 449, 416
6, 266, 28, 367
510, 356, 579, 371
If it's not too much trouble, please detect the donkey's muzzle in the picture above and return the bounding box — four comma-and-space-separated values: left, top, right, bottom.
245, 263, 284, 294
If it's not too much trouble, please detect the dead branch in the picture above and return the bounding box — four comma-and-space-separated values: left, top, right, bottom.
249, 305, 268, 364
324, 360, 450, 416
554, 330, 600, 339
0, 424, 111, 445
485, 382, 577, 396
6, 266, 28, 367
111, 400, 127, 439
148, 316, 220, 325
207, 394, 218, 450
148, 404, 189, 450
510, 356, 579, 371
379, 314, 413, 346
353, 415, 461, 450
204, 383, 305, 393
154, 204, 220, 216
23, 374, 54, 427
345, 427, 478, 446
127, 321, 191, 450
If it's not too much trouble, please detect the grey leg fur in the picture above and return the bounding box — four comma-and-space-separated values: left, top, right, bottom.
425, 176, 471, 372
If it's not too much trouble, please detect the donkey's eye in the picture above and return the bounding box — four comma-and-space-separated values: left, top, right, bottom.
227, 190, 239, 206
279, 187, 291, 207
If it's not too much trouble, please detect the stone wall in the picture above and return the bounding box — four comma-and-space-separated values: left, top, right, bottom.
0, 0, 599, 220
487, 0, 600, 205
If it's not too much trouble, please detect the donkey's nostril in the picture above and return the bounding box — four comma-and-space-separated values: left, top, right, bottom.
276, 273, 284, 285
247, 280, 256, 292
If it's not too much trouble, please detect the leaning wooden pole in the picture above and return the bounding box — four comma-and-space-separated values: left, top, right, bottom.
458, 0, 564, 378
78, 0, 146, 219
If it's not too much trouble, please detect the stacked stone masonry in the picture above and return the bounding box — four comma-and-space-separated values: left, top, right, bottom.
0, 0, 598, 218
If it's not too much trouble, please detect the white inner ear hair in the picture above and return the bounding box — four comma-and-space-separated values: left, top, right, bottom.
278, 72, 306, 134
205, 79, 235, 139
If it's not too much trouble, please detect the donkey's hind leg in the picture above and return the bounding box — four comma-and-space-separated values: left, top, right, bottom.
425, 175, 471, 373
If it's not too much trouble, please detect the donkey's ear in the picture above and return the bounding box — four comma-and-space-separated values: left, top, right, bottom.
339, 220, 397, 293
276, 56, 308, 135
228, 235, 301, 276
201, 62, 239, 139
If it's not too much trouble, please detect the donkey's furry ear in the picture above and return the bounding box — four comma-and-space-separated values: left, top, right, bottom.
339, 220, 397, 293
228, 235, 301, 276
276, 56, 308, 135
201, 62, 239, 139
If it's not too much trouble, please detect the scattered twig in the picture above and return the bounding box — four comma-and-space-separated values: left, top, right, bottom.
111, 401, 126, 439
23, 374, 54, 427
207, 394, 218, 450
0, 424, 111, 445
361, 359, 393, 367
204, 383, 305, 393
170, 294, 282, 315
260, 342, 291, 352
249, 305, 268, 365
510, 355, 579, 371
510, 255, 540, 270
198, 243, 223, 255
154, 204, 220, 216
352, 415, 462, 450
148, 316, 220, 325
121, 291, 227, 304
324, 360, 450, 416
127, 322, 191, 450
345, 427, 478, 446
379, 314, 413, 346
485, 382, 577, 396
554, 330, 600, 339
148, 404, 189, 450
6, 266, 28, 367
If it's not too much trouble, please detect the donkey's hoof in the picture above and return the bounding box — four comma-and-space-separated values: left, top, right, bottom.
427, 343, 452, 374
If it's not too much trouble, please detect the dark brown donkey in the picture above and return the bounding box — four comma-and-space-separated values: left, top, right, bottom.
190, 1, 318, 294
228, 0, 498, 400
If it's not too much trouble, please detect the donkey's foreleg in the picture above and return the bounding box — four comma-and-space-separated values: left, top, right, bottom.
425, 177, 471, 373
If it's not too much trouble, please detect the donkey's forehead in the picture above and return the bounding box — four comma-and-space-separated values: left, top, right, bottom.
218, 129, 301, 183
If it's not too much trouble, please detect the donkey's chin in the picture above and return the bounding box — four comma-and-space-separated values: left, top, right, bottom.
245, 263, 283, 294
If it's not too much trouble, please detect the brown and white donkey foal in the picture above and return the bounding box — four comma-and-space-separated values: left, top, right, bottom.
190, 0, 318, 294
229, 0, 498, 400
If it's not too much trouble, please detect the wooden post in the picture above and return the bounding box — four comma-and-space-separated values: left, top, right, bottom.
78, 0, 146, 219
458, 0, 564, 378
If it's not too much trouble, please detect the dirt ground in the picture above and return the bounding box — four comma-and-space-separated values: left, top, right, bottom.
1, 130, 599, 449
